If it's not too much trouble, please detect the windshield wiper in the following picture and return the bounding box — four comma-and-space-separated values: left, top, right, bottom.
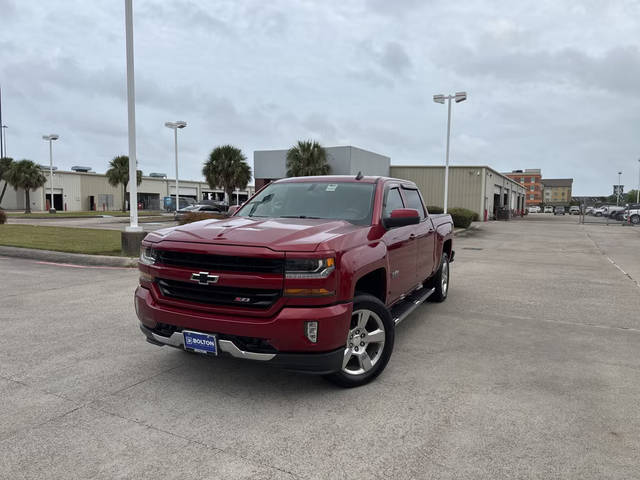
279, 215, 323, 219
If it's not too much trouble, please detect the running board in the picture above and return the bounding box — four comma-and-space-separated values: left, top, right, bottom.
391, 287, 436, 325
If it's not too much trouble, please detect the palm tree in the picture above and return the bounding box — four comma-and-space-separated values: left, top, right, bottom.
286, 140, 330, 177
202, 145, 252, 205
4, 160, 47, 214
0, 157, 14, 207
106, 155, 142, 212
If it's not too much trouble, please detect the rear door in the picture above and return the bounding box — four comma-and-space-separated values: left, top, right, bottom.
402, 186, 436, 282
381, 184, 418, 303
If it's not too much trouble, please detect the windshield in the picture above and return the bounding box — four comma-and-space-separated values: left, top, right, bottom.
236, 181, 376, 226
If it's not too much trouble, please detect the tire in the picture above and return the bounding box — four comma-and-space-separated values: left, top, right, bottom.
324, 293, 395, 388
428, 252, 450, 303
631, 215, 640, 225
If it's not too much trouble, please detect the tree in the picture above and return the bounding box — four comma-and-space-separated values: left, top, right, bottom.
106, 155, 142, 211
4, 160, 47, 214
202, 145, 252, 205
286, 140, 330, 177
0, 157, 14, 207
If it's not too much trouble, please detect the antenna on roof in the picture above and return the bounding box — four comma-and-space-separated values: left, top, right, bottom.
355, 171, 363, 180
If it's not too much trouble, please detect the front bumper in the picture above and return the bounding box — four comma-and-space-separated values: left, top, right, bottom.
135, 286, 351, 373
139, 323, 343, 374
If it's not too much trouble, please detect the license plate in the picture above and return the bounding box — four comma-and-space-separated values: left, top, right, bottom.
183, 330, 218, 355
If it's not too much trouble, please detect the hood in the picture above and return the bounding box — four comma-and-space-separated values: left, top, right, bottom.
147, 216, 365, 252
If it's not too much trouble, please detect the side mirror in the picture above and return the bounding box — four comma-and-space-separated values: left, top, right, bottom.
383, 208, 420, 229
227, 205, 240, 216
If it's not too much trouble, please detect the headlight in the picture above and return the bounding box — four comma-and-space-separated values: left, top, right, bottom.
285, 257, 335, 279
140, 247, 158, 265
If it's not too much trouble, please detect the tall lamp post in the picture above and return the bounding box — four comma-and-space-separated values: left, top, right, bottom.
164, 121, 187, 212
433, 91, 467, 214
42, 134, 59, 213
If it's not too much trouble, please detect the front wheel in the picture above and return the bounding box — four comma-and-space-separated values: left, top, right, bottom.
324, 294, 394, 388
428, 252, 450, 302
631, 215, 640, 225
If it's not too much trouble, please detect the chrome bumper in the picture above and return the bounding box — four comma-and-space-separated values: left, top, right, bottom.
139, 323, 276, 361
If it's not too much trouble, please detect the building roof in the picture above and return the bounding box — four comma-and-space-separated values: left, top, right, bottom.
542, 178, 573, 187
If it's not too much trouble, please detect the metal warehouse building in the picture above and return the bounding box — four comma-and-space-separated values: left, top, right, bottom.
1, 170, 254, 212
390, 165, 527, 221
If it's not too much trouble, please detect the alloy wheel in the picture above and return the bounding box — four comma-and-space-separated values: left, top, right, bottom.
441, 260, 449, 295
342, 309, 386, 376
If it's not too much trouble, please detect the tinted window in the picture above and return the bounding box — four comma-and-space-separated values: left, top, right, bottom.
384, 188, 404, 217
236, 182, 376, 226
402, 188, 426, 219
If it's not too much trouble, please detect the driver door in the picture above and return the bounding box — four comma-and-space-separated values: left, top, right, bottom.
381, 185, 418, 304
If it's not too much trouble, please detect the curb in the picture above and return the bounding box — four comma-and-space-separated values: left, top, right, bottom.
0, 245, 138, 268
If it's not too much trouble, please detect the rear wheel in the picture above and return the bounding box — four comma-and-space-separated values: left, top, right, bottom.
631, 215, 640, 225
324, 294, 394, 388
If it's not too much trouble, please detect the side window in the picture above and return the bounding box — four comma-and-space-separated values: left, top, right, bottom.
402, 188, 426, 220
383, 187, 404, 217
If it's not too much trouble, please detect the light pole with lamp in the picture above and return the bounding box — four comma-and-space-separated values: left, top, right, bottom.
433, 91, 467, 214
42, 134, 59, 213
164, 121, 187, 212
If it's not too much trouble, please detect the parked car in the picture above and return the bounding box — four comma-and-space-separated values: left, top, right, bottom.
569, 206, 580, 215
585, 206, 595, 215
173, 203, 222, 221
544, 206, 554, 213
136, 175, 454, 387
554, 206, 566, 215
606, 206, 626, 220
623, 204, 640, 224
592, 206, 610, 217
528, 206, 541, 213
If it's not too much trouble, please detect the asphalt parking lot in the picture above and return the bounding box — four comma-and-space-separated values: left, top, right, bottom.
1, 216, 639, 479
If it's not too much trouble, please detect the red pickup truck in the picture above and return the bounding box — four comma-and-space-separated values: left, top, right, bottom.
136, 175, 454, 387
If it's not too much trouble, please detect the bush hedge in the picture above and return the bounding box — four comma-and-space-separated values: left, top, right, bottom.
178, 211, 226, 225
0, 209, 6, 225
427, 205, 444, 214
448, 207, 476, 229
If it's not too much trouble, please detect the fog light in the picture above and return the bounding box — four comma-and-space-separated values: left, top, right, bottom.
305, 321, 318, 343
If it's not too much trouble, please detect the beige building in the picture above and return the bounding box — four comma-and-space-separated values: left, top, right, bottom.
1, 169, 254, 212
390, 165, 527, 221
542, 179, 573, 206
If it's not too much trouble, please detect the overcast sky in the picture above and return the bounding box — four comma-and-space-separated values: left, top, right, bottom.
1, 0, 639, 195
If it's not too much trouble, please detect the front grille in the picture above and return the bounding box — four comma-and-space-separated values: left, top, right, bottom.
156, 250, 284, 274
156, 278, 281, 309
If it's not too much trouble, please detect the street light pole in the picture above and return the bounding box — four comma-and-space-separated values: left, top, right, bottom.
433, 92, 467, 214
124, 0, 140, 231
42, 134, 59, 213
164, 121, 187, 213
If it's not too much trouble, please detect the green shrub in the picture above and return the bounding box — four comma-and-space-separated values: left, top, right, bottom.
0, 209, 6, 225
427, 205, 444, 214
448, 207, 476, 229
178, 211, 226, 225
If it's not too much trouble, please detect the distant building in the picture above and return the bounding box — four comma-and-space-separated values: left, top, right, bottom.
392, 165, 527, 221
253, 146, 390, 189
504, 169, 543, 206
1, 169, 254, 212
542, 179, 573, 206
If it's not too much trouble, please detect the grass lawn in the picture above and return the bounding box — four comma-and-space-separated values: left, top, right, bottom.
6, 211, 164, 219
0, 225, 124, 256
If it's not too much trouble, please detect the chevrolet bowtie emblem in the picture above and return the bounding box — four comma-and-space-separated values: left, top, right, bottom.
191, 272, 219, 285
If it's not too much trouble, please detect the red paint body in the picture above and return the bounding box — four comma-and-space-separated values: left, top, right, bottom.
135, 176, 454, 355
